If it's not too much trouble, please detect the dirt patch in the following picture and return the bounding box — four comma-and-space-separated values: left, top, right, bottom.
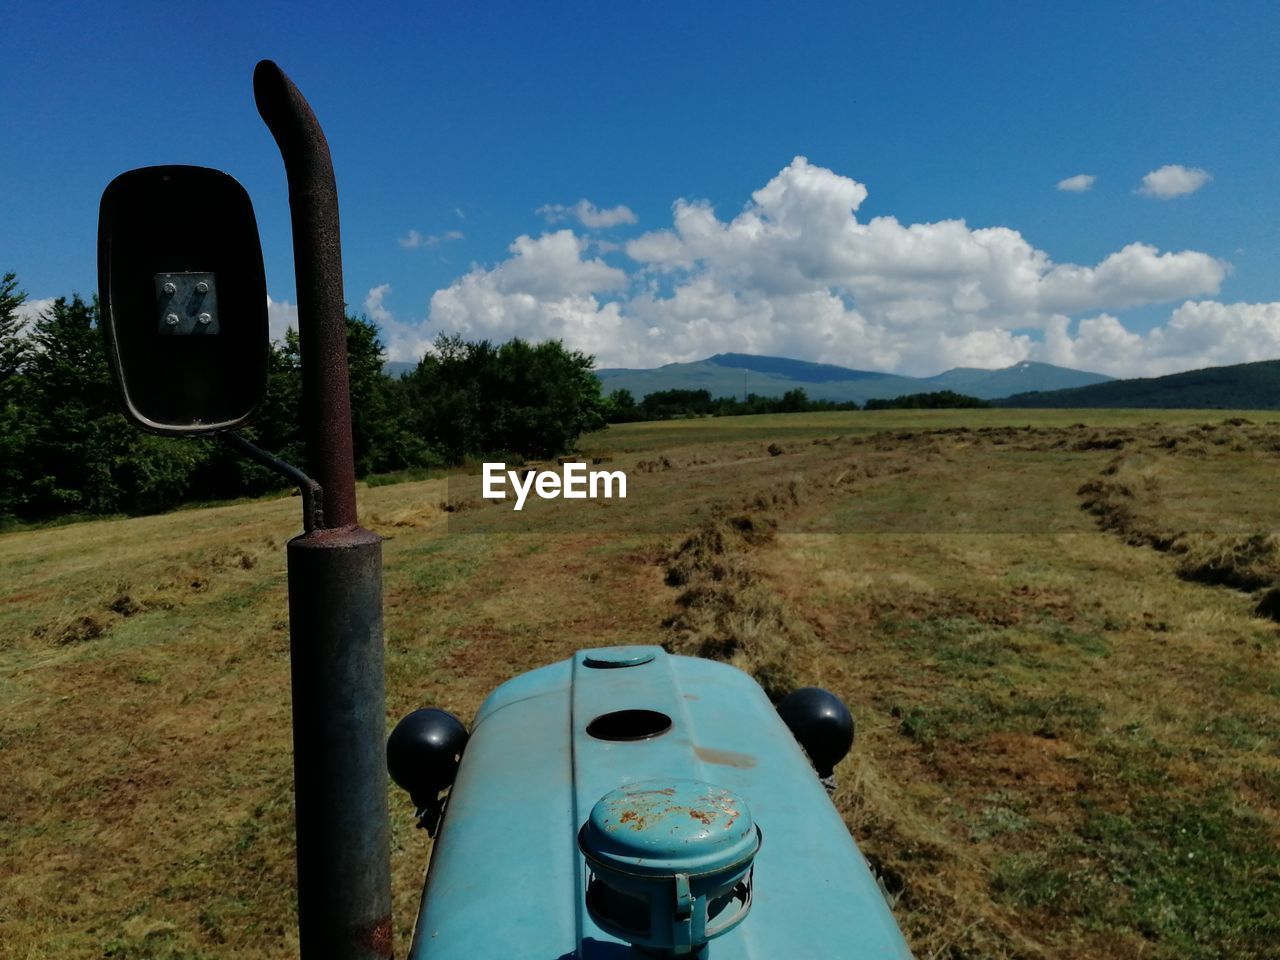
1009, 584, 1077, 620
952, 732, 1084, 794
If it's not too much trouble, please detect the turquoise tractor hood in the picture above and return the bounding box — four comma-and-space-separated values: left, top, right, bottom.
405, 646, 912, 958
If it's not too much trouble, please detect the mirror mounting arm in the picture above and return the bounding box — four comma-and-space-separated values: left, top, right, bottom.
222, 432, 325, 532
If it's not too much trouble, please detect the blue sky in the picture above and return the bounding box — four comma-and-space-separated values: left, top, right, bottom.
4, 0, 1279, 376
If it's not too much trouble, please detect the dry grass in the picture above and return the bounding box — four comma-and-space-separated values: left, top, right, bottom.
660, 484, 808, 699
2, 410, 1279, 958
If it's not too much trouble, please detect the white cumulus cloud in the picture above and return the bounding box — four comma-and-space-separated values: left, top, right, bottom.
428, 231, 628, 360
1034, 301, 1280, 378
359, 156, 1263, 377
538, 199, 638, 229
1056, 174, 1096, 192
1139, 164, 1212, 199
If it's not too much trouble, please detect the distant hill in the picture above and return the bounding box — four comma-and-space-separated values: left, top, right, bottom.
704, 353, 905, 383
594, 354, 1111, 405
925, 362, 1111, 396
1000, 359, 1280, 409
384, 360, 416, 378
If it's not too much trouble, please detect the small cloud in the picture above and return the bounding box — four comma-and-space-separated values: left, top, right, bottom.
538, 199, 638, 229
266, 295, 298, 342
399, 228, 464, 249
14, 296, 55, 324
361, 283, 437, 362
1056, 174, 1096, 193
453, 207, 466, 220
1139, 164, 1211, 199
364, 283, 393, 324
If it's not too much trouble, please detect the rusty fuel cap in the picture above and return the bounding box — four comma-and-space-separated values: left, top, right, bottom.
578, 779, 761, 956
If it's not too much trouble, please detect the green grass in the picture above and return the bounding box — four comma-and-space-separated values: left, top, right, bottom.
4, 409, 1280, 959
581, 407, 1280, 455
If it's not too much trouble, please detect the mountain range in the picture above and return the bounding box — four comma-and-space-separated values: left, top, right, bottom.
593, 353, 1113, 404
387, 350, 1280, 409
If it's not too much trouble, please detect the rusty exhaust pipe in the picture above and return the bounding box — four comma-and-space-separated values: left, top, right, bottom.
254, 60, 393, 959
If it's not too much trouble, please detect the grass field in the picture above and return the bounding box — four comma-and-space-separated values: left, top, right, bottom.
2, 408, 1279, 958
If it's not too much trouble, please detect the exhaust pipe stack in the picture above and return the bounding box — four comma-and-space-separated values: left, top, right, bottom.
254, 61, 393, 960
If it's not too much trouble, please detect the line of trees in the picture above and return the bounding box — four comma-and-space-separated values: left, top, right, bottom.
863, 390, 990, 410
0, 272, 605, 524
603, 387, 861, 422
601, 386, 987, 421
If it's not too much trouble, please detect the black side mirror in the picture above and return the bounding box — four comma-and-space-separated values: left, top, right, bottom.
97, 165, 268, 435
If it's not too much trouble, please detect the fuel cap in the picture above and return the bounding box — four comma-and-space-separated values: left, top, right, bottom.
582, 646, 658, 668
578, 780, 761, 955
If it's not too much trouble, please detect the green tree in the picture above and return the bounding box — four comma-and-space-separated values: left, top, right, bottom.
865, 390, 988, 410
23, 295, 126, 516
254, 327, 306, 464
345, 314, 431, 474
2, 288, 610, 520
603, 387, 640, 423
0, 273, 33, 519
404, 335, 605, 462
641, 388, 713, 419
779, 387, 809, 413
0, 272, 29, 382
404, 335, 500, 462
489, 338, 605, 457
221, 314, 432, 492
1, 283, 205, 520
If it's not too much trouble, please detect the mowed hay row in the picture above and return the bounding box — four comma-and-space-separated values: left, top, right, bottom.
1078, 450, 1280, 612
661, 482, 810, 700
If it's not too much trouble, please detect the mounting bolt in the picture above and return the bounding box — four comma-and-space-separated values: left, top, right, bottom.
195, 281, 209, 294
162, 281, 177, 295
197, 313, 212, 325
165, 313, 180, 326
